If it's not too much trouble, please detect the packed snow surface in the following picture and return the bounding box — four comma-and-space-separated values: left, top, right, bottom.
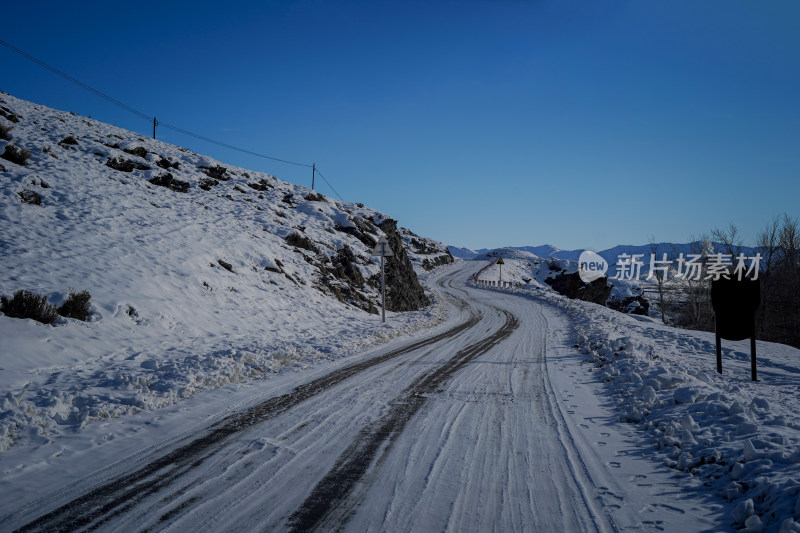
475, 278, 800, 532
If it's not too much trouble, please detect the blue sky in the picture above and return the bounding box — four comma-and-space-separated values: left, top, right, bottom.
2, 0, 798, 251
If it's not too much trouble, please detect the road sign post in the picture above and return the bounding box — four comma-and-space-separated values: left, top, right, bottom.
711, 277, 761, 381
371, 237, 394, 322
496, 257, 504, 286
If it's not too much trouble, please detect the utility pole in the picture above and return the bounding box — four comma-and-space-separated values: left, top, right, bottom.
312, 163, 316, 190
153, 117, 157, 140
371, 237, 394, 323
381, 253, 386, 322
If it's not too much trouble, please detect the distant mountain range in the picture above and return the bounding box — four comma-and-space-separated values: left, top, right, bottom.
449, 242, 758, 267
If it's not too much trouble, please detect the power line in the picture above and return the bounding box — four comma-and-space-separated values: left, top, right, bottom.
157, 121, 312, 167
0, 38, 317, 170
0, 39, 151, 121
314, 168, 345, 202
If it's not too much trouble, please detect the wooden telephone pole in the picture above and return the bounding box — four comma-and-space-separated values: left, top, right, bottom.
312, 163, 316, 190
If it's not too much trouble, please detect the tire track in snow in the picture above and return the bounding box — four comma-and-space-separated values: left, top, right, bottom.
534, 307, 619, 533
13, 275, 480, 532
286, 305, 519, 532
334, 283, 619, 533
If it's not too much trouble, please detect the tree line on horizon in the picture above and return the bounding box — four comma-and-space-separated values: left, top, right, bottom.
647, 213, 799, 349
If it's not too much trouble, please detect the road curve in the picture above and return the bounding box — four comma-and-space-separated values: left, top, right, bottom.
287, 304, 518, 531
11, 263, 615, 532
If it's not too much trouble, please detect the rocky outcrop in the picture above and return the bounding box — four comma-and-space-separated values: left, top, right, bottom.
545, 271, 611, 306
335, 215, 380, 248
374, 219, 430, 312
149, 172, 190, 193
421, 252, 454, 271
401, 227, 455, 272
285, 232, 318, 253
319, 245, 378, 314
607, 295, 650, 315
105, 156, 150, 172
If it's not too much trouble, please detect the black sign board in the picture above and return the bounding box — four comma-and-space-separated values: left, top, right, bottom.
710, 277, 761, 381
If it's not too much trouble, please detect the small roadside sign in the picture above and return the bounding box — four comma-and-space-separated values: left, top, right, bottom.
496, 257, 504, 284
372, 238, 394, 257
711, 277, 761, 381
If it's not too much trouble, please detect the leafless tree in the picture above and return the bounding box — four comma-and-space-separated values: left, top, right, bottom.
775, 214, 800, 345
664, 216, 799, 348
755, 216, 781, 338
673, 234, 715, 331
648, 236, 668, 324
756, 216, 781, 274
750, 214, 799, 347
711, 222, 743, 258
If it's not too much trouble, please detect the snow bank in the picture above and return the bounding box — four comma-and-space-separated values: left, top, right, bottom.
473, 281, 800, 531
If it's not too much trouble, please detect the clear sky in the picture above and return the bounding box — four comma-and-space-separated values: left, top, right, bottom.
1, 0, 798, 251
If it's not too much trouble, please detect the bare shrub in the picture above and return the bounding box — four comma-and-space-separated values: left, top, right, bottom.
58, 290, 92, 321
0, 290, 59, 324
1, 144, 32, 166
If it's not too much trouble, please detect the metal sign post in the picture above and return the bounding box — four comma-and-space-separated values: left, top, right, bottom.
496, 257, 504, 286
371, 237, 394, 322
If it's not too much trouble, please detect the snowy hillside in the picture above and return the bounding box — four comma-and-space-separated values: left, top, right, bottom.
0, 91, 449, 451
447, 245, 479, 260
453, 244, 570, 261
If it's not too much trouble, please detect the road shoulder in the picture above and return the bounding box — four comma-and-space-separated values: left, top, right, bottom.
540, 303, 729, 532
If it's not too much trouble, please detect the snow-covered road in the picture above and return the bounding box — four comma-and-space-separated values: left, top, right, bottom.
5, 262, 720, 532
